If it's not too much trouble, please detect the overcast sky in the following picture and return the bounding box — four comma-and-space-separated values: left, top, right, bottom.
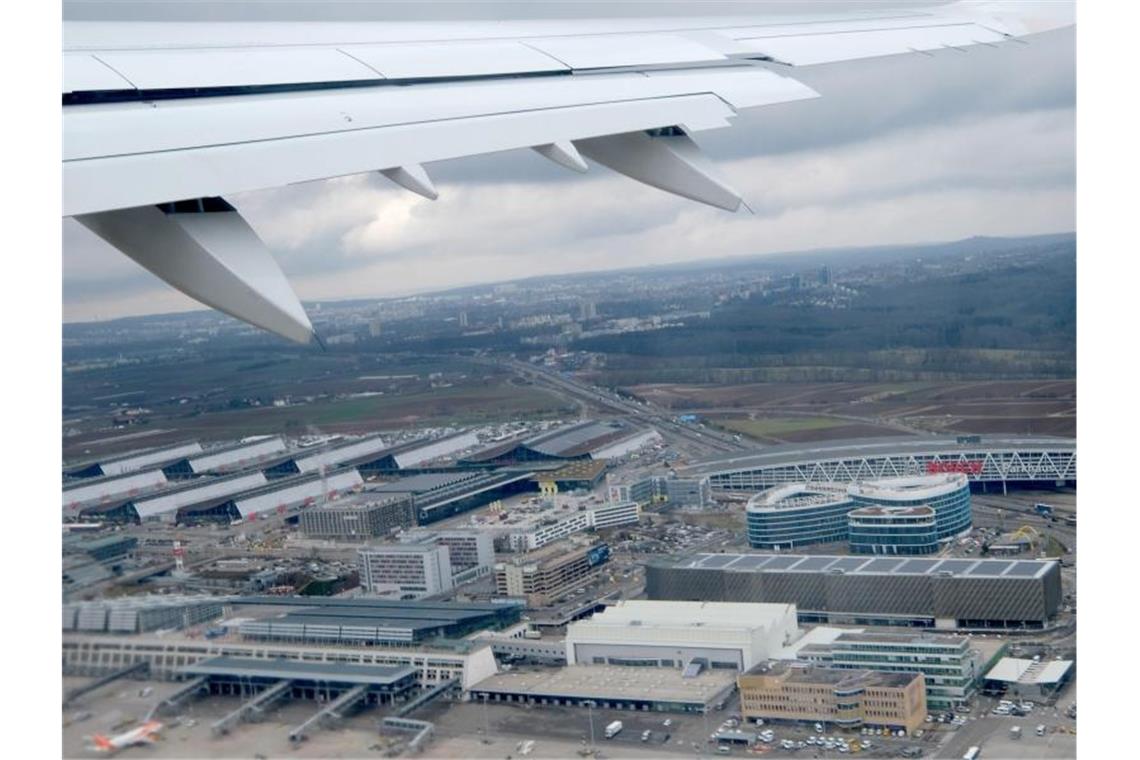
62, 2, 1075, 323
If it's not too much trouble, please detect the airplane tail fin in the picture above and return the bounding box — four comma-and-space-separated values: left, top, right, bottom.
92, 734, 114, 752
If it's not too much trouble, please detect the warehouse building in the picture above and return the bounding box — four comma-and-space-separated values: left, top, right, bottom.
63, 468, 170, 515
496, 539, 611, 607
263, 434, 390, 478
299, 493, 415, 540
565, 600, 800, 671
64, 441, 203, 479
470, 664, 737, 714
78, 470, 269, 523
176, 468, 365, 524
160, 437, 287, 479
738, 661, 926, 733
461, 421, 658, 466
797, 632, 998, 708
646, 553, 1063, 630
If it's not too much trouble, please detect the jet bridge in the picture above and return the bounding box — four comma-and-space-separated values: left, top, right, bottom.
211, 679, 293, 736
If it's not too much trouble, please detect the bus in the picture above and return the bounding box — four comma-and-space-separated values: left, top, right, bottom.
962, 747, 981, 760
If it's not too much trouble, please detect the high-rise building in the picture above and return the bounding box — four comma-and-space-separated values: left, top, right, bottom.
459, 310, 469, 328
358, 543, 454, 599
579, 300, 598, 320
401, 529, 495, 584
819, 264, 834, 286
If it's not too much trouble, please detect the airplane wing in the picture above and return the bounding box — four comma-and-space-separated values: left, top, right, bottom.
63, 1, 1074, 344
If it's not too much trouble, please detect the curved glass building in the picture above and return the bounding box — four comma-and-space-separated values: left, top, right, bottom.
847, 505, 940, 555
847, 473, 973, 542
746, 485, 855, 550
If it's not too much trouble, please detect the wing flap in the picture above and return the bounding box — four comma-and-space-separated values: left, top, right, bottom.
735, 23, 1009, 66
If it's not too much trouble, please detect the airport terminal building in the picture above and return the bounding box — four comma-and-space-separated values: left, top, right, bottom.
646, 553, 1063, 631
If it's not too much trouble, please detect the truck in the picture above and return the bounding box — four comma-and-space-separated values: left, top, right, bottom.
605, 721, 623, 739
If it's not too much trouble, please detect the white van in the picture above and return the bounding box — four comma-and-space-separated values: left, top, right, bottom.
1036, 725, 1046, 736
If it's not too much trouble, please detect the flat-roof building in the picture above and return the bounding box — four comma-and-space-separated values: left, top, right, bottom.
983, 657, 1074, 699
566, 600, 799, 671
400, 530, 495, 584
358, 543, 454, 600
470, 664, 737, 714
738, 661, 926, 733
848, 505, 941, 555
798, 632, 996, 708
647, 553, 1062, 630
496, 539, 611, 607
299, 494, 414, 540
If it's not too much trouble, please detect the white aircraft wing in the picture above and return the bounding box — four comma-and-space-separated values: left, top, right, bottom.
62, 1, 1073, 344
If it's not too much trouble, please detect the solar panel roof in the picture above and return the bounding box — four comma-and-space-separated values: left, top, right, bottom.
1004, 562, 1045, 577
966, 560, 1014, 576
792, 556, 835, 571
828, 557, 870, 572
895, 559, 941, 574
725, 555, 772, 570
860, 558, 906, 573
761, 555, 802, 570
699, 554, 737, 569
932, 560, 975, 573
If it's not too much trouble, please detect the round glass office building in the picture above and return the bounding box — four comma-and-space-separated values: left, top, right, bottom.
746, 485, 856, 550
847, 473, 972, 542
847, 505, 940, 555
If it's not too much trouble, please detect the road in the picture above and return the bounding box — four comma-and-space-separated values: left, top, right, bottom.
496, 358, 752, 456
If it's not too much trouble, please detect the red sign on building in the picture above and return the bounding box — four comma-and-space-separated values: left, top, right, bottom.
926, 460, 984, 475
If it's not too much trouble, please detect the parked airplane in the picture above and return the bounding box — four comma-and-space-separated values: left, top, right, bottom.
62, 2, 1073, 344
89, 720, 164, 754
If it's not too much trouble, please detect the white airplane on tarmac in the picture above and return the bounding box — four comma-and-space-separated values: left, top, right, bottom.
62, 1, 1073, 344
87, 720, 164, 754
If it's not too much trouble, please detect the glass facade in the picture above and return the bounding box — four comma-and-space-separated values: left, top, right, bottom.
746, 493, 856, 549
848, 508, 940, 555
850, 476, 972, 541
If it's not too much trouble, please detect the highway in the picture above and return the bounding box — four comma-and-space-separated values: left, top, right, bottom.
495, 358, 753, 456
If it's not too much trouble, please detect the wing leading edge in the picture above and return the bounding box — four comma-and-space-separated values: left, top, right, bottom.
63, 1, 1073, 344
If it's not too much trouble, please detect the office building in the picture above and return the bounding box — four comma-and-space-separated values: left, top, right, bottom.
738, 661, 926, 732
847, 505, 941, 555
495, 539, 610, 607
746, 484, 854, 549
358, 543, 454, 600
848, 474, 972, 542
299, 494, 414, 540
401, 529, 495, 584
798, 632, 994, 708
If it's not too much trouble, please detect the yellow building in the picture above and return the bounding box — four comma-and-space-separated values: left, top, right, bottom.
738, 661, 926, 733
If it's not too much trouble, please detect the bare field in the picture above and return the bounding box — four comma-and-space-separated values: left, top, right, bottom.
628, 380, 1075, 441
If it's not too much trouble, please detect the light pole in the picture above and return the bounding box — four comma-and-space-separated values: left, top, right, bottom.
584, 700, 597, 752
